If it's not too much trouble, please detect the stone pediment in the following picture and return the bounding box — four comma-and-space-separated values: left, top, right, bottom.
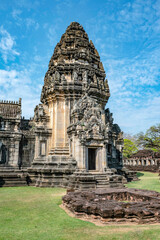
68, 95, 105, 141
72, 95, 101, 115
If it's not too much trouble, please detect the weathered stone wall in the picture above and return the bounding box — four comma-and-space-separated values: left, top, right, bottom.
124, 165, 160, 172
123, 150, 160, 172
0, 100, 35, 168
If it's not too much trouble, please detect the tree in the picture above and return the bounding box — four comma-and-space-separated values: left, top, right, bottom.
136, 124, 160, 152
123, 139, 138, 158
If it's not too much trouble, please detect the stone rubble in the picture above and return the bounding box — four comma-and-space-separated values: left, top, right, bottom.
63, 188, 160, 224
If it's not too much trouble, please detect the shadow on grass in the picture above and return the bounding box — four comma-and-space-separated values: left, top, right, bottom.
136, 172, 144, 177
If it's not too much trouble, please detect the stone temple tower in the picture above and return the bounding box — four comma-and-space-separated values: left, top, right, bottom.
29, 22, 129, 188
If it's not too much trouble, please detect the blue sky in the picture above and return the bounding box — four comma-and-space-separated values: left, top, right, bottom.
0, 0, 160, 134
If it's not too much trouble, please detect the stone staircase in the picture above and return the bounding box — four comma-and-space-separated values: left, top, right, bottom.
68, 169, 126, 190
0, 167, 29, 187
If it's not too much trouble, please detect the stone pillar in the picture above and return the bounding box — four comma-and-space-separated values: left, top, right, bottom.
51, 101, 56, 150
102, 145, 107, 171
96, 148, 101, 171
8, 139, 20, 166
64, 99, 70, 148
50, 98, 71, 154
74, 140, 86, 170
34, 136, 39, 158
56, 99, 65, 148
85, 147, 88, 171
72, 136, 75, 158
82, 145, 86, 170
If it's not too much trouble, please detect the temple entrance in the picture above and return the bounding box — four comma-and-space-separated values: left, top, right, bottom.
88, 148, 96, 170
0, 143, 7, 164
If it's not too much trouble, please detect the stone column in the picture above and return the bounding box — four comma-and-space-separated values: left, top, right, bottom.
74, 139, 85, 170
96, 148, 101, 171
56, 99, 65, 148
64, 99, 70, 148
50, 98, 71, 153
34, 136, 39, 158
101, 145, 107, 171
82, 145, 86, 170
85, 147, 88, 171
8, 138, 20, 167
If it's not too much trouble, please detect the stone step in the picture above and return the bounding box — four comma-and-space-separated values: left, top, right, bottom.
96, 179, 109, 183
96, 179, 110, 187
0, 182, 27, 187
96, 184, 110, 188
0, 167, 28, 172
0, 167, 29, 187
94, 176, 109, 180
0, 172, 27, 176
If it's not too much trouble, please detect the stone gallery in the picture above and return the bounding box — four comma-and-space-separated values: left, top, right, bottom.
123, 149, 160, 172
0, 22, 135, 188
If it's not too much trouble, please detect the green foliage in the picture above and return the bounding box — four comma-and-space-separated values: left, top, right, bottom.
123, 139, 138, 158
0, 174, 160, 240
136, 124, 160, 152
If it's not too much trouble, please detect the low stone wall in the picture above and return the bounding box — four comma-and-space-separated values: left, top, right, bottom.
63, 188, 160, 224
124, 165, 159, 173
123, 150, 160, 173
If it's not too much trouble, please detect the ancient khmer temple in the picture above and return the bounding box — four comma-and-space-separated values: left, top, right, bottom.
0, 22, 136, 188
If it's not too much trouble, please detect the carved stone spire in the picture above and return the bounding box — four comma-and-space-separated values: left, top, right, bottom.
41, 22, 110, 106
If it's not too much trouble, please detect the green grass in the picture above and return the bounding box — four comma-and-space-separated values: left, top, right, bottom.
126, 171, 160, 192
0, 172, 160, 240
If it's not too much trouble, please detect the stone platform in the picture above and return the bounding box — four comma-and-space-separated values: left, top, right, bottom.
68, 169, 127, 189
28, 156, 77, 187
0, 164, 137, 189
0, 167, 30, 187
63, 188, 160, 224
28, 164, 137, 189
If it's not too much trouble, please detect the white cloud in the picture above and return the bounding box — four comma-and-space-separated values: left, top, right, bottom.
14, 0, 40, 10
104, 43, 160, 134
0, 26, 20, 63
0, 68, 41, 118
12, 9, 22, 21
118, 95, 160, 134
26, 18, 39, 30
47, 27, 58, 46
0, 69, 19, 88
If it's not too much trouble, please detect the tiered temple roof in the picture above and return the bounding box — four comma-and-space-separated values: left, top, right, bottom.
41, 22, 110, 105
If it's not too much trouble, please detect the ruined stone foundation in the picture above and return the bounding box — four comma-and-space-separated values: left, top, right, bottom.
63, 188, 160, 224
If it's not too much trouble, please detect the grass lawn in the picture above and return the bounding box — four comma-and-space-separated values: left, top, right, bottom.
0, 172, 160, 240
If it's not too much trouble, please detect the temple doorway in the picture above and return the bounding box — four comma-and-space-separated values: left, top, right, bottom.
88, 148, 96, 170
